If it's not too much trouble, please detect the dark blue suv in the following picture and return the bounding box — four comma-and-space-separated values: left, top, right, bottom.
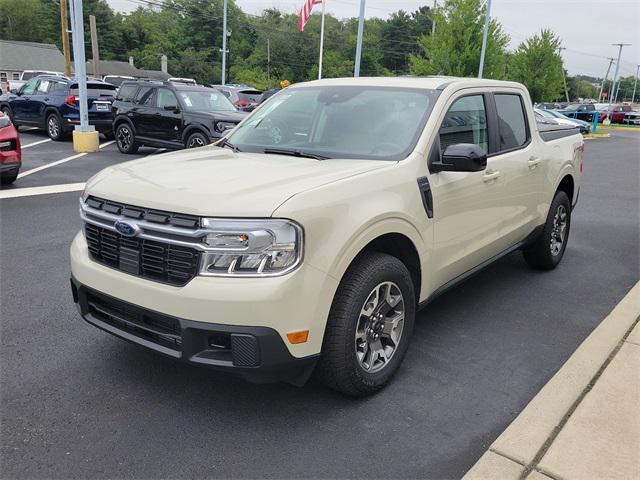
0, 75, 116, 141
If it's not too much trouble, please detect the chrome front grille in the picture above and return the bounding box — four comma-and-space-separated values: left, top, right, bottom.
81, 196, 205, 286
85, 223, 200, 286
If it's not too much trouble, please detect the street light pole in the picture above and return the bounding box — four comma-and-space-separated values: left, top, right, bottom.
71, 0, 90, 132
221, 0, 228, 85
631, 64, 639, 104
558, 47, 570, 103
354, 0, 366, 77
478, 0, 492, 78
598, 57, 615, 103
607, 43, 631, 112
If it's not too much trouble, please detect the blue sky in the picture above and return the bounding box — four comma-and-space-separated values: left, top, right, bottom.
107, 0, 640, 78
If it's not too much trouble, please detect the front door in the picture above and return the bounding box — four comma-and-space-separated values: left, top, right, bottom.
10, 78, 39, 122
428, 92, 510, 288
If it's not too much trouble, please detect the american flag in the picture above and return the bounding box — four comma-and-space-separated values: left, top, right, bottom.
299, 0, 323, 32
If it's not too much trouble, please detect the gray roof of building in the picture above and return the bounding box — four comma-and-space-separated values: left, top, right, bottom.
0, 39, 65, 71
85, 60, 170, 80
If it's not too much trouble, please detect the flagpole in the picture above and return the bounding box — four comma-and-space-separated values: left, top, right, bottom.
318, 0, 326, 79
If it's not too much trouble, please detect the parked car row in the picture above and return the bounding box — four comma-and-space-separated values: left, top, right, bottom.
0, 75, 261, 155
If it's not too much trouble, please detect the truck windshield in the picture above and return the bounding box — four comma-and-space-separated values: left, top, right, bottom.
226, 86, 440, 160
177, 89, 237, 112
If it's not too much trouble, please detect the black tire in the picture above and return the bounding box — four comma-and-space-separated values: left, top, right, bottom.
523, 191, 571, 270
115, 123, 139, 154
315, 251, 416, 397
185, 131, 208, 149
0, 168, 19, 185
46, 112, 66, 141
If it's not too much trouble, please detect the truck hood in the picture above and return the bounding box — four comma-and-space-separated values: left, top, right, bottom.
86, 146, 390, 217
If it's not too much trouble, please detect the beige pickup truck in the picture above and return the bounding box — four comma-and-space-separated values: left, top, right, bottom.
71, 77, 583, 396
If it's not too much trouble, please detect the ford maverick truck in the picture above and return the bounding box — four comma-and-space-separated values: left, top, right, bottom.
70, 77, 583, 396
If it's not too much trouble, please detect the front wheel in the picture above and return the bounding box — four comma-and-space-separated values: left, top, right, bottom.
185, 131, 208, 149
115, 123, 139, 154
315, 252, 415, 396
0, 168, 19, 185
523, 191, 571, 270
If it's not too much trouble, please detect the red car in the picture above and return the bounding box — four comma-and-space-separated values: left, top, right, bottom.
599, 104, 634, 123
0, 112, 21, 185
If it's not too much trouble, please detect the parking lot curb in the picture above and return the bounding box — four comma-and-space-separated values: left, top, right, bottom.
463, 280, 640, 480
583, 133, 610, 140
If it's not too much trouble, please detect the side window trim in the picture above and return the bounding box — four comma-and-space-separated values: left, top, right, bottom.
487, 91, 532, 158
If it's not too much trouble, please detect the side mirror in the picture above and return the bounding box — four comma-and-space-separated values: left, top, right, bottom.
431, 143, 487, 173
164, 105, 180, 112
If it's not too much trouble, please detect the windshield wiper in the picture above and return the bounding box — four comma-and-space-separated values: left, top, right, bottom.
263, 148, 329, 160
217, 137, 241, 152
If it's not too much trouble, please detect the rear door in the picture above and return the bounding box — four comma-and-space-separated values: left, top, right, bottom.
486, 91, 543, 249
130, 86, 156, 137
30, 78, 52, 124
152, 87, 183, 143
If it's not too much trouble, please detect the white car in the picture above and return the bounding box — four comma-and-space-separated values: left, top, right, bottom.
70, 77, 583, 396
623, 111, 640, 125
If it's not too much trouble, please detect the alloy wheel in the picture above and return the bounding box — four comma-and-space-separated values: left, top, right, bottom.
117, 126, 131, 150
187, 136, 206, 148
550, 204, 567, 256
354, 281, 405, 373
48, 116, 59, 138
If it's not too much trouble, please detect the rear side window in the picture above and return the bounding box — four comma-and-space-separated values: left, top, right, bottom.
117, 84, 138, 101
50, 82, 68, 94
135, 87, 155, 106
494, 94, 528, 152
439, 95, 488, 153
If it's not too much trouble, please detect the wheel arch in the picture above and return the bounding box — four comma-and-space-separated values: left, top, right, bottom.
325, 219, 426, 305
113, 115, 135, 133
181, 124, 212, 144
556, 173, 575, 204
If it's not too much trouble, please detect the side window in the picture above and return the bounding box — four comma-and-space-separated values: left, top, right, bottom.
20, 78, 39, 95
135, 86, 155, 106
117, 84, 137, 102
494, 94, 528, 152
439, 95, 488, 153
50, 82, 68, 94
156, 88, 179, 109
36, 80, 50, 94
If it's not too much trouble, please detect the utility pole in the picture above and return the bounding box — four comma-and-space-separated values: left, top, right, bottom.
70, 0, 98, 152
598, 57, 615, 102
431, 0, 436, 35
607, 43, 631, 112
221, 0, 228, 85
318, 0, 326, 80
631, 64, 640, 104
478, 0, 492, 78
354, 0, 366, 77
59, 0, 72, 77
558, 47, 570, 103
89, 15, 100, 79
267, 38, 271, 87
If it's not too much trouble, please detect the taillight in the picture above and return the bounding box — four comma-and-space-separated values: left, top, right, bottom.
65, 95, 79, 107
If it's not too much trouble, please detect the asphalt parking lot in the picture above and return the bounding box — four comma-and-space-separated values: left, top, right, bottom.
1, 128, 638, 479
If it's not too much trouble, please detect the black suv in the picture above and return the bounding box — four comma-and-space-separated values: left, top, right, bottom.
112, 81, 247, 154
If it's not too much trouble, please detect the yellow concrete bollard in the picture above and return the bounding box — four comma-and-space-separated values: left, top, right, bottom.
72, 130, 100, 153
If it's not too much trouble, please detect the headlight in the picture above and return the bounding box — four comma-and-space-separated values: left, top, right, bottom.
199, 219, 303, 276
216, 121, 236, 133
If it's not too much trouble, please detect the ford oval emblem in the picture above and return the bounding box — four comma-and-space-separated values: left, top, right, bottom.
114, 220, 139, 237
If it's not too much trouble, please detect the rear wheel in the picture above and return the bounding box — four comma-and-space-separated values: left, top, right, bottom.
523, 191, 571, 270
315, 252, 415, 396
115, 123, 139, 154
185, 131, 208, 149
46, 113, 66, 141
0, 168, 19, 185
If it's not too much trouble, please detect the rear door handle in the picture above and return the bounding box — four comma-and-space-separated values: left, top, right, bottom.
483, 170, 500, 183
528, 156, 541, 169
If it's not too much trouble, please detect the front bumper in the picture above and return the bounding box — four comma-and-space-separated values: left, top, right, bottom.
0, 160, 20, 173
71, 277, 319, 385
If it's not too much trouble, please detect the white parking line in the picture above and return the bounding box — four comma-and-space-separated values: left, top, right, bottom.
0, 182, 85, 200
22, 138, 52, 149
17, 140, 115, 179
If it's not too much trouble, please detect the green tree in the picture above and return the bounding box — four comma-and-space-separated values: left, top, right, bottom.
508, 29, 565, 103
409, 0, 509, 79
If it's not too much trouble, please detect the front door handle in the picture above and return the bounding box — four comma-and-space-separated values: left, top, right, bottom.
528, 156, 541, 169
483, 170, 501, 183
